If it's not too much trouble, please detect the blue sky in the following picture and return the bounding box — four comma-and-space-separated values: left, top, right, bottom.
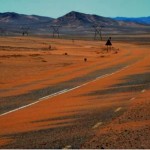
0, 0, 150, 18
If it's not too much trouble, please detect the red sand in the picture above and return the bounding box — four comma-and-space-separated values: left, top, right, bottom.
0, 37, 149, 148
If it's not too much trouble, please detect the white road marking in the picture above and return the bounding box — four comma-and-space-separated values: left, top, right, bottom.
130, 97, 136, 101
0, 89, 69, 117
96, 74, 109, 80
92, 122, 103, 129
63, 145, 72, 149
0, 64, 132, 117
115, 107, 122, 112
39, 89, 69, 100
141, 89, 146, 93
124, 65, 129, 69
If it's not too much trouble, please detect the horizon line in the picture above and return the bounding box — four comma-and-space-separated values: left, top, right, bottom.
0, 11, 150, 19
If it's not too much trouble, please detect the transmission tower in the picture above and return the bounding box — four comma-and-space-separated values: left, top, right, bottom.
0, 28, 6, 36
50, 25, 61, 38
92, 24, 104, 40
20, 26, 30, 36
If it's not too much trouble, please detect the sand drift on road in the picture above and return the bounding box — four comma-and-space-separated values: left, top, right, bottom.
0, 36, 150, 149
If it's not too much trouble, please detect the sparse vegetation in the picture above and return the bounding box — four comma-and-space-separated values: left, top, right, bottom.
64, 53, 68, 55
41, 59, 47, 62
29, 54, 41, 57
84, 58, 87, 62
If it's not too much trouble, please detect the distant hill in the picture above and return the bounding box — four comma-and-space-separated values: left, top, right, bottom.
53, 11, 119, 27
0, 12, 54, 25
0, 11, 149, 27
113, 17, 150, 25
0, 11, 149, 35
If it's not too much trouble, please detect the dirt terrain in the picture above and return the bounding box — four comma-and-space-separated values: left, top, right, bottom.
0, 36, 149, 148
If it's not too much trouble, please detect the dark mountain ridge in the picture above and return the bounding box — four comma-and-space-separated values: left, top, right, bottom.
0, 11, 149, 35
0, 12, 53, 25
53, 11, 119, 27
113, 16, 150, 25
1, 11, 148, 27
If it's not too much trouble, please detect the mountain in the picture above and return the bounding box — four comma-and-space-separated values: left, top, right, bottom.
0, 11, 149, 28
0, 12, 54, 25
53, 11, 119, 27
114, 16, 150, 25
0, 11, 149, 35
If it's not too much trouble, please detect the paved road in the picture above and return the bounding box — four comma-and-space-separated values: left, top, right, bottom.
0, 55, 143, 115
0, 47, 149, 148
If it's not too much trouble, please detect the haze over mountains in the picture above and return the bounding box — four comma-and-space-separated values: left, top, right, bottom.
0, 11, 150, 35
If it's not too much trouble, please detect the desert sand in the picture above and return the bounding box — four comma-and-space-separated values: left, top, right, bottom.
0, 36, 149, 148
